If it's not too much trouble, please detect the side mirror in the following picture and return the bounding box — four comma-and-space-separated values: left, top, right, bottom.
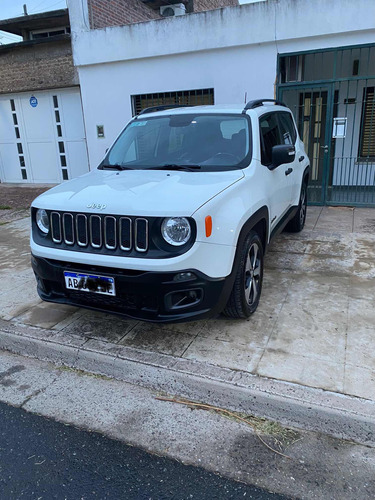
269, 144, 295, 170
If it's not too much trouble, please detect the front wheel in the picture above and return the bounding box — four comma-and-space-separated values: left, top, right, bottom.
223, 231, 264, 319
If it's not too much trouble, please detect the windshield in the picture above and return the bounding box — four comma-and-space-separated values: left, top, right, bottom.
101, 114, 251, 171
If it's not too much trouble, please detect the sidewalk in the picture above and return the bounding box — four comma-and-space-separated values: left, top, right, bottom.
0, 203, 375, 443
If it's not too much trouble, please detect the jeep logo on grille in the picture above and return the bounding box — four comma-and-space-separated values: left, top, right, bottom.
87, 203, 107, 210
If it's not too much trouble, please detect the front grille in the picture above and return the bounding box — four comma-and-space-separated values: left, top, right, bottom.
50, 212, 149, 253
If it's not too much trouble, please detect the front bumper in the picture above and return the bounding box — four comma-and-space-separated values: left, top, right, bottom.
31, 255, 234, 323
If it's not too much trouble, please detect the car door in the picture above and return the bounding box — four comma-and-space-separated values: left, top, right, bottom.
277, 111, 301, 204
259, 112, 292, 230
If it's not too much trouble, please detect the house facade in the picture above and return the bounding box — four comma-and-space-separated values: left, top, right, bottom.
0, 0, 375, 206
66, 0, 375, 207
0, 9, 89, 184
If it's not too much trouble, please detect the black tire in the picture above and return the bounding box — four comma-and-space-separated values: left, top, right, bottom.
223, 230, 264, 319
285, 181, 307, 233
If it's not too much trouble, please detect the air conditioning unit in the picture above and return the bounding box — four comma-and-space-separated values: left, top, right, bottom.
160, 3, 186, 17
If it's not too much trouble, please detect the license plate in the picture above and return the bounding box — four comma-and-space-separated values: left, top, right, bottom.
64, 271, 116, 296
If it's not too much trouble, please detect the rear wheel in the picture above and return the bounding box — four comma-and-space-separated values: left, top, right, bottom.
286, 181, 307, 233
223, 230, 263, 319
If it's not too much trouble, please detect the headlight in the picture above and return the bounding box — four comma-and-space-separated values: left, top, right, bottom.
36, 209, 50, 234
161, 217, 191, 246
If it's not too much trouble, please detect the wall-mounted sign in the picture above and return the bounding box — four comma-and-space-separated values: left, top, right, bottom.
97, 125, 105, 138
332, 117, 347, 139
29, 96, 38, 108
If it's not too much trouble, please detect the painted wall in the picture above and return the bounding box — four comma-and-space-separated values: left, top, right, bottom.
67, 0, 375, 168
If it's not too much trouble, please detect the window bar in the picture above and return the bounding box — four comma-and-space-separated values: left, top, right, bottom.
348, 79, 360, 201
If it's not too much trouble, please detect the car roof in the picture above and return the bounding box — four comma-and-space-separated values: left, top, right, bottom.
136, 103, 290, 119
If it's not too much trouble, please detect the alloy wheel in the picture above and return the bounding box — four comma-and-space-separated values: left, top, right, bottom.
244, 242, 261, 306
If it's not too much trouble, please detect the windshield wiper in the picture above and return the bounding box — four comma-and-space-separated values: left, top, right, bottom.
99, 164, 134, 171
148, 164, 202, 171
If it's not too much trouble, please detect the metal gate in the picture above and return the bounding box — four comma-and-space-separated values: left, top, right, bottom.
277, 44, 375, 206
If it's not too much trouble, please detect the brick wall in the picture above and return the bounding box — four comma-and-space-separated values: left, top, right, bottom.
0, 39, 77, 94
87, 0, 239, 29
87, 0, 160, 29
194, 0, 238, 12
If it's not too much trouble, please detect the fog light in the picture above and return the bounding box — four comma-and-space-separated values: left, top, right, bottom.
165, 288, 203, 310
173, 272, 196, 282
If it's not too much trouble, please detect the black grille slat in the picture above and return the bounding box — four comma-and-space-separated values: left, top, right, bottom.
135, 218, 148, 252
119, 217, 132, 251
90, 215, 102, 248
104, 216, 117, 250
51, 212, 61, 243
62, 213, 74, 245
76, 214, 88, 247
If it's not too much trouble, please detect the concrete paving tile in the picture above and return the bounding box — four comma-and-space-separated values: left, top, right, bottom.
119, 324, 194, 357
347, 297, 375, 331
123, 320, 205, 337
61, 312, 137, 343
346, 327, 375, 371
199, 312, 275, 349
0, 219, 31, 272
267, 238, 308, 255
301, 253, 353, 275
290, 272, 350, 306
0, 268, 35, 294
0, 280, 42, 320
265, 251, 307, 272
304, 238, 352, 258
353, 208, 375, 234
256, 350, 345, 393
52, 308, 88, 331
13, 302, 79, 329
314, 207, 354, 233
265, 317, 346, 364
198, 270, 289, 348
183, 336, 264, 372
348, 277, 375, 301
304, 206, 322, 230
344, 364, 375, 400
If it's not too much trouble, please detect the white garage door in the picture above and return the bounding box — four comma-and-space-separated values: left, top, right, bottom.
0, 88, 89, 183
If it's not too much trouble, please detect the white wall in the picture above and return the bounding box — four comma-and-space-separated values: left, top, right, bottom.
67, 0, 375, 168
78, 43, 277, 166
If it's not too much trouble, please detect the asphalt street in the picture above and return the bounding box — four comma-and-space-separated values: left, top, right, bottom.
0, 401, 287, 500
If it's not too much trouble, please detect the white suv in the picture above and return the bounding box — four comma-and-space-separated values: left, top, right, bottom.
31, 99, 309, 322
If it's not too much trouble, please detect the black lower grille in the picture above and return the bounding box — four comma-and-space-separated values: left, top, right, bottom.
68, 290, 158, 311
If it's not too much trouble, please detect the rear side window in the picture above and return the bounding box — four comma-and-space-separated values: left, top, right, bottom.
278, 112, 297, 145
259, 113, 282, 166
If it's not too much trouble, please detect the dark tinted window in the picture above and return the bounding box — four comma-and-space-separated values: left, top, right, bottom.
278, 112, 297, 145
259, 113, 282, 166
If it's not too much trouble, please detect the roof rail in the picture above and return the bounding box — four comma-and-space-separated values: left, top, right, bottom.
136, 104, 194, 117
242, 99, 287, 114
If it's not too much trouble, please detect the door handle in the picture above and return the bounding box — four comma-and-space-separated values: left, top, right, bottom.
285, 168, 293, 176
299, 155, 305, 162
321, 145, 329, 153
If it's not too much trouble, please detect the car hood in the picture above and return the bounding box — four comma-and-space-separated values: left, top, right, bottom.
32, 168, 244, 217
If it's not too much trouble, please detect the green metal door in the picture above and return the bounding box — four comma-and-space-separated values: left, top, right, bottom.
277, 44, 375, 207
279, 84, 333, 204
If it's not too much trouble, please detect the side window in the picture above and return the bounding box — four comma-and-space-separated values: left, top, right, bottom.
259, 113, 282, 166
278, 112, 297, 145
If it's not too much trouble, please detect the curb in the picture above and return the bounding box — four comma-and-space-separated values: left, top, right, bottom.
0, 318, 374, 447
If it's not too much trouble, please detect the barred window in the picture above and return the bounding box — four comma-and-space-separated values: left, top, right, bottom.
359, 87, 375, 160
131, 88, 214, 116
